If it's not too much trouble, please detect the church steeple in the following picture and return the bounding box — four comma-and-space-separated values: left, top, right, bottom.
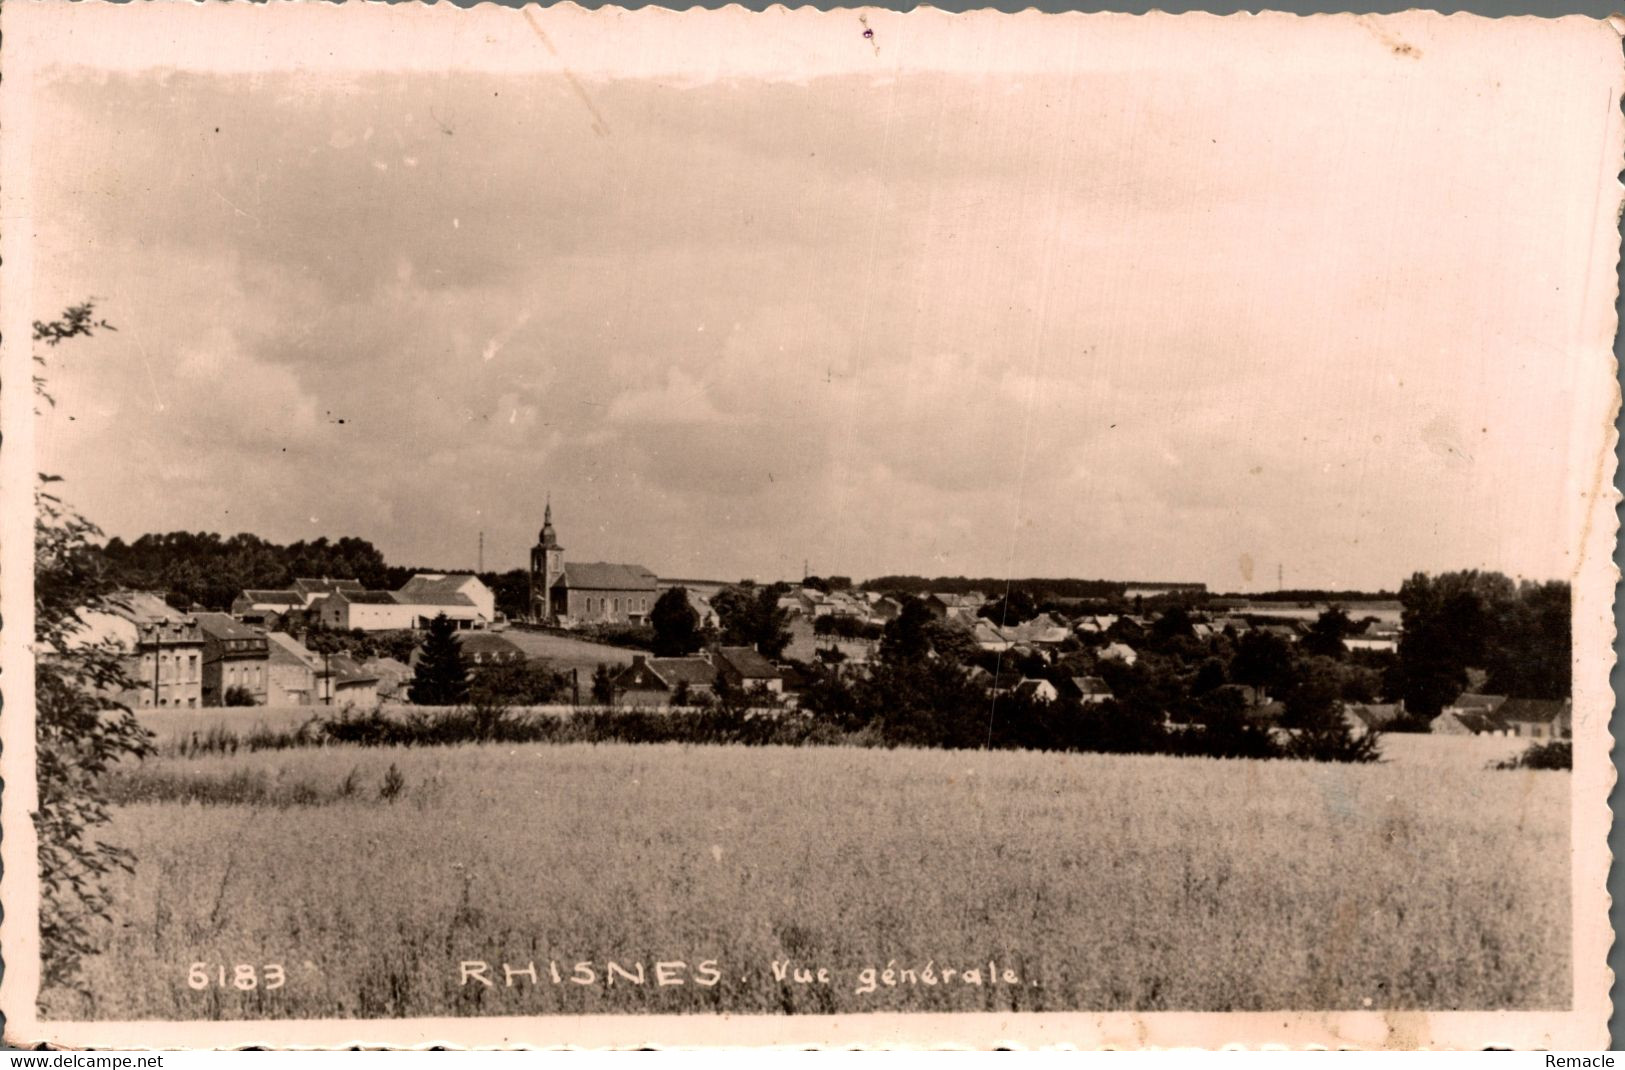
539, 496, 561, 550
530, 497, 565, 623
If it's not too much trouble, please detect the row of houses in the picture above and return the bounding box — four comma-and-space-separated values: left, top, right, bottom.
70, 592, 399, 709
233, 574, 497, 633
610, 648, 789, 707
1431, 692, 1573, 740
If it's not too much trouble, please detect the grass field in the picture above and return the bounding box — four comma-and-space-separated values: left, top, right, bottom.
45, 742, 1569, 1019
496, 629, 639, 677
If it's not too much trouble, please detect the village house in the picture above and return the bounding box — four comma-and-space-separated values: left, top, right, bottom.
1011, 678, 1059, 703
1060, 675, 1114, 704
315, 653, 381, 708
195, 612, 270, 706
972, 619, 1016, 652
713, 646, 784, 695
1430, 708, 1513, 736
362, 656, 413, 701
71, 591, 206, 710
612, 654, 719, 708
528, 503, 660, 625
1342, 702, 1404, 739
263, 631, 319, 706
1496, 698, 1572, 741
318, 589, 420, 631
682, 589, 721, 629
868, 595, 904, 623
230, 589, 305, 629
292, 577, 366, 608
1098, 642, 1138, 666
925, 592, 987, 622
454, 631, 527, 668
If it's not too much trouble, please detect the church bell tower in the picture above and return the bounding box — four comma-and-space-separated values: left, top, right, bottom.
529, 499, 565, 623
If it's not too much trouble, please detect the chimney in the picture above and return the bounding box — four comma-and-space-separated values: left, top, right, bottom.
631, 654, 647, 668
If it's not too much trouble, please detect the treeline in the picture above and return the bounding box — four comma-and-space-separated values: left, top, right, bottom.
861, 576, 1179, 600
98, 532, 394, 610
1212, 589, 1397, 603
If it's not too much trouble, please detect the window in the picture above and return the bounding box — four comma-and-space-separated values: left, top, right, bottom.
187, 697, 197, 708
614, 598, 621, 614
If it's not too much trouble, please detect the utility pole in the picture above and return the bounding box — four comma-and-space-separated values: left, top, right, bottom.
478, 530, 484, 574
1278, 563, 1284, 592
322, 649, 332, 706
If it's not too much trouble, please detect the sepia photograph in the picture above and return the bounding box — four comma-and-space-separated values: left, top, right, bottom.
0, 2, 1618, 1049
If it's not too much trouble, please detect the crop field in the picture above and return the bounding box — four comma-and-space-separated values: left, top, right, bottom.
43, 741, 1569, 1020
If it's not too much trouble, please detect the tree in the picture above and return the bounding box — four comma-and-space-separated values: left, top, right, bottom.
1279, 656, 1379, 763
924, 619, 981, 666
1398, 571, 1516, 716
1150, 606, 1194, 647
590, 663, 616, 705
881, 597, 935, 664
468, 661, 569, 706
33, 303, 157, 991
650, 586, 702, 657
223, 686, 256, 707
1229, 631, 1295, 699
408, 614, 469, 705
712, 583, 792, 659
1300, 606, 1354, 659
979, 588, 1036, 625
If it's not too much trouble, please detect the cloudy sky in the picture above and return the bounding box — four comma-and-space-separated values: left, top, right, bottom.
22, 8, 1621, 590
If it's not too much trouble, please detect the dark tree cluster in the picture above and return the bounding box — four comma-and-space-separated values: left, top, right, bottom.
97, 531, 392, 611
1394, 571, 1570, 718
711, 582, 793, 659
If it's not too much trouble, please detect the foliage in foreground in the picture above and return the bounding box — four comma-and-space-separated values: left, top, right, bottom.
33, 303, 157, 991
1496, 740, 1572, 771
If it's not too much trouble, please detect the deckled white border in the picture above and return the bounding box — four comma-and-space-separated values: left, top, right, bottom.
0, 2, 1616, 1049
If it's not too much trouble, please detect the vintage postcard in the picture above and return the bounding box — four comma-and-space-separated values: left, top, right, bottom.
0, 1, 1618, 1050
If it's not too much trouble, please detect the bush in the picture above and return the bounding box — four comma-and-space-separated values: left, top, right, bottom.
1497, 740, 1571, 770
223, 685, 257, 707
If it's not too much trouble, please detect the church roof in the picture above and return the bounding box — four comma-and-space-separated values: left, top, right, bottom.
554, 562, 659, 591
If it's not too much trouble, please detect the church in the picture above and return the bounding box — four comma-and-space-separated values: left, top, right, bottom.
528, 502, 660, 626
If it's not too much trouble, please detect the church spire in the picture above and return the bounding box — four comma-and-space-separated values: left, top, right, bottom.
539, 496, 560, 549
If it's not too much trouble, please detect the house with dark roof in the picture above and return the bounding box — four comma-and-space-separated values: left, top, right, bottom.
1060, 675, 1114, 704
454, 631, 527, 667
195, 612, 270, 706
231, 589, 306, 628
612, 654, 719, 707
527, 502, 660, 626
1497, 698, 1572, 741
713, 646, 784, 695
292, 577, 366, 607
925, 592, 986, 621
1430, 708, 1513, 736
1011, 678, 1059, 703
1342, 702, 1404, 738
315, 653, 380, 708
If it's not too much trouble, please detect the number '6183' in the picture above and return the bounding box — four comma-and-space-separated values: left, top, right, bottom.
188, 963, 285, 990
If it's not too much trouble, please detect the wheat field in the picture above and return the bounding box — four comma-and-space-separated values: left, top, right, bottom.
46, 743, 1570, 1019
